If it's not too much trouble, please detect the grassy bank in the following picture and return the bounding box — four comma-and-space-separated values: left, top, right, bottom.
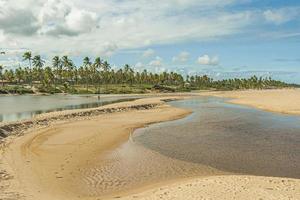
0, 84, 190, 95
0, 85, 34, 94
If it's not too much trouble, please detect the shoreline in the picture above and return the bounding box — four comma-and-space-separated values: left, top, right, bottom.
0, 96, 193, 200
199, 88, 300, 116
0, 96, 183, 139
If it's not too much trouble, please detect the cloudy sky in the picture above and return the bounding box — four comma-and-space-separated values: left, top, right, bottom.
0, 0, 300, 83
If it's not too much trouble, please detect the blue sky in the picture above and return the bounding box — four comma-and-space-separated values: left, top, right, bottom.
0, 0, 300, 83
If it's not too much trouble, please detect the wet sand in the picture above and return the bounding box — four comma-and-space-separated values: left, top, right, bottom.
200, 88, 300, 115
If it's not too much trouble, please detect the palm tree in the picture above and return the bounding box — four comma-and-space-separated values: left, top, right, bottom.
83, 57, 92, 67
93, 57, 102, 93
15, 67, 24, 84
61, 56, 74, 89
52, 56, 61, 86
43, 67, 55, 89
93, 57, 102, 70
124, 64, 134, 85
23, 51, 32, 87
102, 61, 111, 71
4, 69, 14, 83
83, 57, 92, 92
32, 55, 45, 69
32, 55, 45, 83
0, 65, 3, 87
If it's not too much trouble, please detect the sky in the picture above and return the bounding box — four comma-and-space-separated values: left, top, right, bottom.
0, 0, 300, 83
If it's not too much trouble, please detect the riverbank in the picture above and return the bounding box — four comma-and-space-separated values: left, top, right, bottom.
0, 96, 192, 200
199, 88, 300, 115
0, 83, 189, 95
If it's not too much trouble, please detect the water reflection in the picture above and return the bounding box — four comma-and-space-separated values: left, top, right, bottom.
0, 95, 140, 122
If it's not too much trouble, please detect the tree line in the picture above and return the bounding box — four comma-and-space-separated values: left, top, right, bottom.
0, 52, 294, 94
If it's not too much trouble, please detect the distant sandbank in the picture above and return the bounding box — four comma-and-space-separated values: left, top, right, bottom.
200, 88, 300, 115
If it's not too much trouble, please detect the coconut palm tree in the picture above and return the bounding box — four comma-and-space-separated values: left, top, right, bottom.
4, 69, 14, 83
123, 64, 134, 85
43, 66, 55, 89
83, 57, 92, 67
102, 61, 110, 71
0, 65, 3, 87
93, 57, 102, 93
52, 56, 61, 86
23, 51, 33, 87
15, 67, 24, 84
61, 56, 74, 89
32, 55, 45, 69
82, 57, 92, 91
32, 55, 45, 83
93, 57, 102, 70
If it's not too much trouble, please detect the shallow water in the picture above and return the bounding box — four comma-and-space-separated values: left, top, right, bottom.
0, 94, 140, 122
75, 96, 300, 197
133, 97, 300, 179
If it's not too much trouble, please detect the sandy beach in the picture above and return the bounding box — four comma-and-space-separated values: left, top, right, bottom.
0, 92, 300, 200
120, 175, 300, 200
200, 88, 300, 115
0, 96, 193, 200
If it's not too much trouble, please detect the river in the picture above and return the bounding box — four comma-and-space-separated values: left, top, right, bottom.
0, 94, 141, 122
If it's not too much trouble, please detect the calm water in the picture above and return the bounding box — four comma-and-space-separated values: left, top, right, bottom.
133, 97, 300, 178
0, 94, 140, 123
77, 96, 300, 197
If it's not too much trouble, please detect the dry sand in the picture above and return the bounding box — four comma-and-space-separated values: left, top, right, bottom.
1, 93, 300, 200
119, 175, 300, 200
199, 88, 300, 115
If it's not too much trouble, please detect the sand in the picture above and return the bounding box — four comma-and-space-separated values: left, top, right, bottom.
1, 93, 300, 200
0, 96, 192, 200
120, 175, 300, 200
199, 88, 300, 115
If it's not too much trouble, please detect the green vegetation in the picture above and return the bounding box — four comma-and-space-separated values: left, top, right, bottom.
187, 75, 293, 91
0, 85, 34, 94
0, 52, 297, 95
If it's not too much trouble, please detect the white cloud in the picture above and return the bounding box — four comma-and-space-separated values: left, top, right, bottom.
263, 8, 299, 25
0, 5, 38, 35
0, 0, 278, 59
65, 8, 98, 33
97, 42, 118, 57
142, 49, 155, 58
135, 62, 144, 68
149, 56, 163, 67
172, 51, 190, 63
0, 30, 5, 42
37, 0, 99, 36
197, 55, 219, 66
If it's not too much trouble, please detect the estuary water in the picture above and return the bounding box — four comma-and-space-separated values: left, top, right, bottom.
133, 97, 300, 178
0, 94, 140, 123
79, 96, 300, 197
